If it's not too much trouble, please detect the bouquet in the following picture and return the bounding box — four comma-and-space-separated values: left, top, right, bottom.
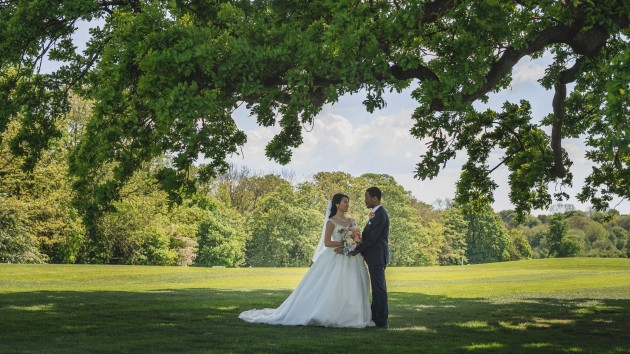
338, 226, 362, 256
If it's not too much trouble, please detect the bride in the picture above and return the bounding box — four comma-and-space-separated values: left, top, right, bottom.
239, 193, 374, 328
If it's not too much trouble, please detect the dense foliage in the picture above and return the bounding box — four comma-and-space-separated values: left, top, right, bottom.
500, 208, 630, 259
1, 1, 628, 223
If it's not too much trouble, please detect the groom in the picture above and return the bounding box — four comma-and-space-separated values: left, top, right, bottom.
352, 187, 390, 328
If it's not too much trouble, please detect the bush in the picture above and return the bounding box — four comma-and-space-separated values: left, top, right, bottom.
507, 229, 533, 260
195, 218, 246, 267
130, 227, 177, 265
0, 198, 46, 263
557, 236, 582, 257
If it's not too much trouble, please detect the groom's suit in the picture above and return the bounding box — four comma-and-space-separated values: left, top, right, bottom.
352, 205, 389, 327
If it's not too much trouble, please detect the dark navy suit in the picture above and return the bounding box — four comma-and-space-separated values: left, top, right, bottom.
352, 206, 389, 327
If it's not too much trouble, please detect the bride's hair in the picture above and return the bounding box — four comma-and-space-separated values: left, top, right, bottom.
329, 193, 349, 218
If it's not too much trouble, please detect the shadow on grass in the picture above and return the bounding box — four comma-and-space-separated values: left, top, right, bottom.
1, 289, 629, 353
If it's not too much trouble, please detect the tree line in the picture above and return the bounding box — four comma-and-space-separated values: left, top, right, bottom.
2, 99, 628, 266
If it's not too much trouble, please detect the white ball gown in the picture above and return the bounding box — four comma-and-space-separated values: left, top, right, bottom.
239, 220, 375, 328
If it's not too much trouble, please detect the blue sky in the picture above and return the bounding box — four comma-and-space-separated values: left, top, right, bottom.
42, 20, 629, 214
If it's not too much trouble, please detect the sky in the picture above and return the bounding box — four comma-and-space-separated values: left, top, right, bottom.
42, 20, 629, 214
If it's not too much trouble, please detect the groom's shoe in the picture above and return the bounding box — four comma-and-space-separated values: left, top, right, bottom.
374, 324, 389, 329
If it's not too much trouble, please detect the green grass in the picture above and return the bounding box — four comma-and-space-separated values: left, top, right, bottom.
1, 258, 629, 353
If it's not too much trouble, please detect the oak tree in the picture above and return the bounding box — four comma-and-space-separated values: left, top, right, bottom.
1, 0, 628, 221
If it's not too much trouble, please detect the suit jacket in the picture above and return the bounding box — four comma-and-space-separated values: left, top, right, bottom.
353, 206, 389, 266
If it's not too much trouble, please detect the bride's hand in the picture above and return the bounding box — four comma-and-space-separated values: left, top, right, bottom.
334, 247, 344, 255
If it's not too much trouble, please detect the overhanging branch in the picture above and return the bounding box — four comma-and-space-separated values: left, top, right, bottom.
551, 57, 584, 178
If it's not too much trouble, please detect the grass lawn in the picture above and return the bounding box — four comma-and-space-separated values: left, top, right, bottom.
1, 258, 629, 353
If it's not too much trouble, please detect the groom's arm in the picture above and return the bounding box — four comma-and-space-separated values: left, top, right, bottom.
352, 212, 386, 255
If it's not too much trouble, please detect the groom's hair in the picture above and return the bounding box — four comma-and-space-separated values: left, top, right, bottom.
366, 187, 382, 200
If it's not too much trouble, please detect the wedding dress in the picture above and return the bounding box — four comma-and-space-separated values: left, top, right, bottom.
239, 219, 374, 328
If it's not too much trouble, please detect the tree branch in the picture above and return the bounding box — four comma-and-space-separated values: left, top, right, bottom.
551, 82, 567, 178
551, 57, 584, 178
421, 0, 457, 23
463, 24, 576, 105
389, 64, 440, 82
487, 150, 517, 175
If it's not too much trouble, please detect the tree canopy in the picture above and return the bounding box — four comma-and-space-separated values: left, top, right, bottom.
1, 0, 628, 220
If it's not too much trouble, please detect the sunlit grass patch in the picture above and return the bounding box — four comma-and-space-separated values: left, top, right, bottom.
456, 321, 491, 329
571, 299, 624, 315
7, 304, 55, 312
498, 318, 575, 331
534, 318, 575, 325
522, 342, 554, 348
574, 307, 596, 315
498, 321, 530, 331
592, 318, 613, 324
416, 304, 456, 308
391, 325, 437, 333
463, 342, 503, 350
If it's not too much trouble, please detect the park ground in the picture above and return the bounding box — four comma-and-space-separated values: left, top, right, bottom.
1, 258, 629, 353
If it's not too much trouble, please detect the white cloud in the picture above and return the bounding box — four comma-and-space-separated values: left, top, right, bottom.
229, 107, 427, 176
512, 61, 547, 86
